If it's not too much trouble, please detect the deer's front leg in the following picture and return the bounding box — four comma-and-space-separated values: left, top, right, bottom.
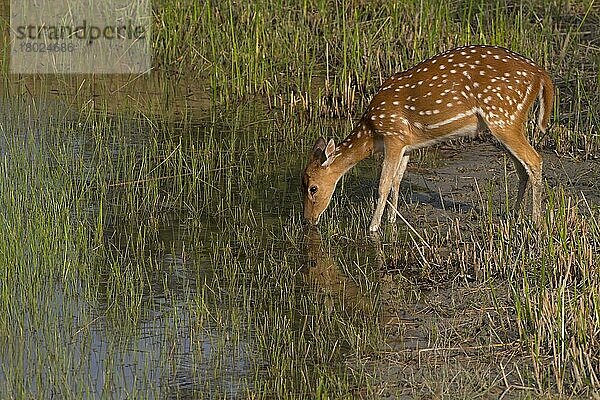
388, 154, 410, 224
369, 145, 407, 232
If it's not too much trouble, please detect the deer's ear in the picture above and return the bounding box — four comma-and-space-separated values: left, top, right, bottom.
321, 139, 336, 167
310, 137, 327, 162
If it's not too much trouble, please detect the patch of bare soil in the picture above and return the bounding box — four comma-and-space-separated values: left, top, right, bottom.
373, 280, 534, 399
399, 140, 600, 226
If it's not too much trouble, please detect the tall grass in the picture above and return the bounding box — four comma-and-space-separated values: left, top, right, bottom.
154, 0, 598, 155
370, 185, 600, 396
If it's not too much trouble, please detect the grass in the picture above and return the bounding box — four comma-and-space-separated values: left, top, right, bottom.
0, 0, 598, 398
373, 190, 600, 396
154, 0, 599, 155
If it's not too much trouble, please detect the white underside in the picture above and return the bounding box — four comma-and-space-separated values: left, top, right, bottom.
404, 123, 479, 152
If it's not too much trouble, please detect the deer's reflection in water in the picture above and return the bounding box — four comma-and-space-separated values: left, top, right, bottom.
301, 227, 381, 317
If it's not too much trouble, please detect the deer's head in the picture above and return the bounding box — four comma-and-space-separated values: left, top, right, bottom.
302, 137, 339, 225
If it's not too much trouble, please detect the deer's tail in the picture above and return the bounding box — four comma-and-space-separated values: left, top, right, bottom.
538, 73, 554, 133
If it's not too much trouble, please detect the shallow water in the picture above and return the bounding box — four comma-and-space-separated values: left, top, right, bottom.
0, 75, 385, 398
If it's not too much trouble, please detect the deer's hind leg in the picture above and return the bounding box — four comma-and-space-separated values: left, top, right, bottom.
490, 125, 543, 223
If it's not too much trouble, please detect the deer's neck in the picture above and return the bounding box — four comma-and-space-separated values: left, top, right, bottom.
329, 126, 375, 177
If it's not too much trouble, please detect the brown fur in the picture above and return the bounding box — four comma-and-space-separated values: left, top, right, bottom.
302, 45, 554, 231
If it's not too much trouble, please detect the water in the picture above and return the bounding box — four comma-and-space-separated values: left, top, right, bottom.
0, 75, 383, 398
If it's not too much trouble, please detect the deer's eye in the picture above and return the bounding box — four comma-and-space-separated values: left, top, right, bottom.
309, 185, 318, 195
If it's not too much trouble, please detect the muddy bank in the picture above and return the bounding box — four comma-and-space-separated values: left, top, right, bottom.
395, 141, 600, 226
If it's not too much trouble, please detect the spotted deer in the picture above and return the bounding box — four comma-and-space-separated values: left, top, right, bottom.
302, 45, 554, 232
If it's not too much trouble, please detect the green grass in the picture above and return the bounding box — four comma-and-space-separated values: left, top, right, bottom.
375, 188, 600, 396
0, 0, 598, 398
153, 0, 599, 155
